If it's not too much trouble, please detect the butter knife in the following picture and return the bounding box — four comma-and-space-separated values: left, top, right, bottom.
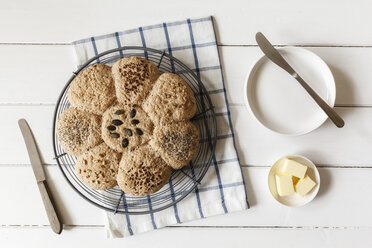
255, 32, 345, 128
18, 119, 62, 234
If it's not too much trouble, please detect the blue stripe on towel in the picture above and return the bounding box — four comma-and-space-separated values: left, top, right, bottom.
217, 157, 239, 164
138, 27, 148, 59
171, 41, 216, 52
207, 88, 225, 95
187, 18, 228, 214
147, 195, 157, 229
114, 32, 124, 58
189, 161, 204, 218
121, 193, 134, 235
198, 181, 245, 192
169, 178, 181, 223
90, 37, 100, 63
187, 20, 200, 76
163, 22, 175, 72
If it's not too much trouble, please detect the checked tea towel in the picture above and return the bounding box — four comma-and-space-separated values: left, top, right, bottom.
72, 16, 249, 238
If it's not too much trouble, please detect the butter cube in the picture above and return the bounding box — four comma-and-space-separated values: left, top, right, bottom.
275, 174, 295, 197
282, 159, 307, 178
295, 175, 316, 197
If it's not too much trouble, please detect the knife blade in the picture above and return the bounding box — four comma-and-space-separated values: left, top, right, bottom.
255, 32, 345, 128
18, 119, 62, 234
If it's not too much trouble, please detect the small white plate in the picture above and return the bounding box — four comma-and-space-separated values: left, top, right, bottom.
268, 155, 320, 207
244, 47, 336, 135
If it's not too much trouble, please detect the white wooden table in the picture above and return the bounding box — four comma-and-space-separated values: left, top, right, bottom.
1, 0, 372, 246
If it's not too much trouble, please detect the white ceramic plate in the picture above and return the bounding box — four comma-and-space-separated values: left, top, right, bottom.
244, 47, 336, 135
268, 155, 320, 207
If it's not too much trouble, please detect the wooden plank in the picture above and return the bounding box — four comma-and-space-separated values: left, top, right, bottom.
2, 45, 372, 106
1, 0, 372, 45
3, 105, 372, 166
184, 167, 372, 227
2, 105, 56, 165
221, 46, 372, 106
2, 166, 372, 228
1, 226, 372, 247
0, 164, 102, 226
0, 45, 74, 104
230, 106, 372, 166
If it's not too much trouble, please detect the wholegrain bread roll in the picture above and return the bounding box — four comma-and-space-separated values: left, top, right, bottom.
68, 64, 116, 115
150, 122, 199, 169
112, 57, 159, 105
101, 103, 153, 153
57, 107, 102, 156
117, 146, 172, 196
143, 72, 196, 125
75, 143, 121, 190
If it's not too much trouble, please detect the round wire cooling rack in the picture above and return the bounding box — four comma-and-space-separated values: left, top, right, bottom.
52, 46, 217, 215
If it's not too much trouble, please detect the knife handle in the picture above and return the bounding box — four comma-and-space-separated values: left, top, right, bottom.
37, 181, 62, 234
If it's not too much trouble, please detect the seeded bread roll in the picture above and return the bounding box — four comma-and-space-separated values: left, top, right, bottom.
75, 143, 121, 190
68, 64, 116, 115
101, 103, 153, 153
150, 122, 199, 170
57, 108, 102, 156
112, 57, 160, 105
142, 72, 197, 125
117, 146, 172, 196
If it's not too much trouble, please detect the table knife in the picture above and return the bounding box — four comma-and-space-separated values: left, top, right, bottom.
255, 32, 345, 128
18, 119, 62, 234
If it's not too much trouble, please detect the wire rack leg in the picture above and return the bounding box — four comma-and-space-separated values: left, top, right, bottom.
179, 169, 201, 185
53, 153, 67, 160
114, 191, 125, 214
190, 107, 214, 121
157, 51, 166, 68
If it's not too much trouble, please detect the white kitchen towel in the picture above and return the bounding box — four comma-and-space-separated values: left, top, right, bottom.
72, 16, 249, 238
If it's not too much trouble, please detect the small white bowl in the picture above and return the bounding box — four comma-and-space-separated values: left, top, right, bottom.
244, 47, 336, 136
268, 155, 320, 207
